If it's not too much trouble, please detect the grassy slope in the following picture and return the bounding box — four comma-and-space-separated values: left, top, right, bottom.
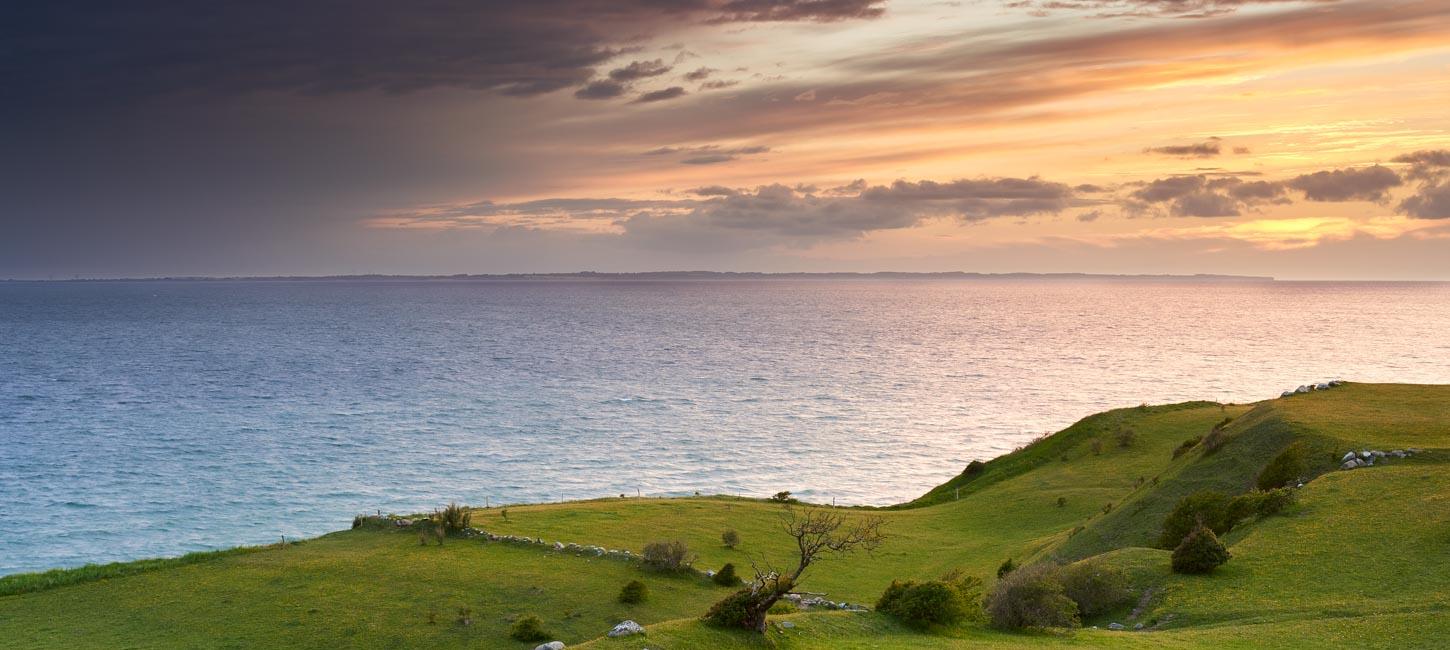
1, 383, 1446, 649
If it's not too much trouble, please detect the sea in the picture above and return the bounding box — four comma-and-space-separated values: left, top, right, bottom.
2, 278, 1448, 575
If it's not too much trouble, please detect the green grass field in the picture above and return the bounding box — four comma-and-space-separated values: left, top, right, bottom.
1, 383, 1445, 648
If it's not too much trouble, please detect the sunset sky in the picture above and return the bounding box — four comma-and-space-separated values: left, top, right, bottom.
4, 0, 1450, 279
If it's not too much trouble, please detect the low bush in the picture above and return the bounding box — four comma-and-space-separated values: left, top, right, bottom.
435, 502, 471, 533
721, 529, 740, 549
769, 491, 798, 504
985, 563, 1080, 630
877, 580, 971, 628
964, 460, 986, 476
702, 588, 756, 629
1059, 562, 1131, 618
509, 614, 548, 641
1056, 496, 1067, 508
713, 562, 739, 586
767, 599, 797, 614
1257, 443, 1308, 490
1090, 439, 1103, 456
1158, 491, 1238, 548
641, 540, 695, 571
1201, 418, 1234, 455
1116, 427, 1137, 448
1172, 522, 1230, 574
1231, 487, 1297, 518
997, 558, 1017, 578
618, 579, 648, 604
1172, 436, 1202, 459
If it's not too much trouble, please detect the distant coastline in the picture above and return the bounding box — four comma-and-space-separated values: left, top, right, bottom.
8, 271, 1278, 283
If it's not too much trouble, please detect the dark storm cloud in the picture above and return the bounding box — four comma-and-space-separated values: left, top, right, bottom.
646, 144, 770, 164
633, 87, 690, 103
609, 60, 674, 82
575, 80, 629, 100
1391, 150, 1450, 182
710, 0, 887, 23
1005, 0, 1336, 18
859, 178, 1077, 220
1286, 165, 1401, 202
1127, 175, 1286, 217
0, 0, 886, 116
684, 67, 717, 81
1145, 139, 1222, 158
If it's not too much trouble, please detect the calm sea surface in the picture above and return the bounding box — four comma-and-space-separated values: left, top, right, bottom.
2, 279, 1448, 574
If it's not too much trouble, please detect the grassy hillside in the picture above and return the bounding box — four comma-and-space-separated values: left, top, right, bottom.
1, 383, 1445, 648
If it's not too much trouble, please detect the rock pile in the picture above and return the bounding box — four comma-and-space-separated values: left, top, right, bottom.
783, 593, 868, 611
1340, 448, 1419, 470
607, 620, 645, 637
1281, 379, 1344, 398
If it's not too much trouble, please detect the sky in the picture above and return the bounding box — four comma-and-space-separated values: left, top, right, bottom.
3, 0, 1450, 280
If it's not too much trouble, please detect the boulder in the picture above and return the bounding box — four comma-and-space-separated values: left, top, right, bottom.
1371, 450, 1386, 458
779, 621, 796, 629
1108, 622, 1126, 630
1316, 383, 1330, 390
553, 542, 564, 551
1296, 386, 1310, 394
1281, 391, 1294, 398
1341, 451, 1357, 463
535, 643, 566, 650
1359, 450, 1372, 459
607, 620, 645, 638
1341, 460, 1359, 470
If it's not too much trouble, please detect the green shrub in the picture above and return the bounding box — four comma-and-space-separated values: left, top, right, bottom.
767, 600, 797, 614
1056, 496, 1067, 508
997, 558, 1017, 578
877, 580, 970, 628
1172, 436, 1202, 459
1090, 439, 1103, 456
1257, 443, 1308, 490
985, 564, 1080, 630
1172, 523, 1230, 574
702, 589, 757, 629
641, 540, 695, 571
1201, 418, 1234, 455
1253, 487, 1297, 516
1059, 562, 1131, 617
713, 563, 739, 586
434, 502, 471, 533
1158, 491, 1241, 548
964, 460, 986, 476
618, 579, 648, 604
509, 614, 548, 642
1116, 427, 1136, 448
721, 529, 740, 549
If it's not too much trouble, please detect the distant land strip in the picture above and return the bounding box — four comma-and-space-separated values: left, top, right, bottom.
7, 271, 1279, 283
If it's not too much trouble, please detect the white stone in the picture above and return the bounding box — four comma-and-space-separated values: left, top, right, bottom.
535, 642, 566, 650
1341, 451, 1357, 463
1108, 622, 1126, 630
779, 621, 796, 629
608, 620, 645, 638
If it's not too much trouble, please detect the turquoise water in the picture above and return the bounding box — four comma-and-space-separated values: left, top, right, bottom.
2, 279, 1448, 575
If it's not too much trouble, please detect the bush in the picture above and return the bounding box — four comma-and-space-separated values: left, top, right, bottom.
877, 580, 970, 628
1059, 562, 1131, 617
509, 614, 548, 642
1056, 496, 1067, 508
997, 558, 1017, 578
1158, 491, 1239, 548
1171, 523, 1230, 574
985, 564, 1080, 630
618, 579, 648, 604
767, 599, 797, 614
1230, 488, 1297, 519
642, 540, 695, 571
1257, 443, 1308, 490
702, 589, 757, 629
1090, 439, 1103, 456
1172, 436, 1202, 459
769, 491, 798, 504
721, 529, 740, 549
964, 460, 986, 476
713, 562, 739, 586
434, 502, 471, 533
1201, 418, 1234, 455
1116, 427, 1136, 448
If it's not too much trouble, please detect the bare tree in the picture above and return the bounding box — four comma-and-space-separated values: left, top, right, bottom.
705, 505, 886, 633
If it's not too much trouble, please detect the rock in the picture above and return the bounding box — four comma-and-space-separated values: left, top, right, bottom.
779, 621, 796, 629
1341, 451, 1357, 463
1281, 391, 1294, 398
1296, 385, 1310, 394
1372, 450, 1386, 458
1359, 450, 1372, 459
535, 643, 566, 650
705, 570, 716, 577
1134, 622, 1145, 630
396, 519, 413, 527
552, 542, 564, 551
1108, 622, 1126, 630
608, 621, 645, 638
1341, 460, 1358, 470
1316, 383, 1330, 390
